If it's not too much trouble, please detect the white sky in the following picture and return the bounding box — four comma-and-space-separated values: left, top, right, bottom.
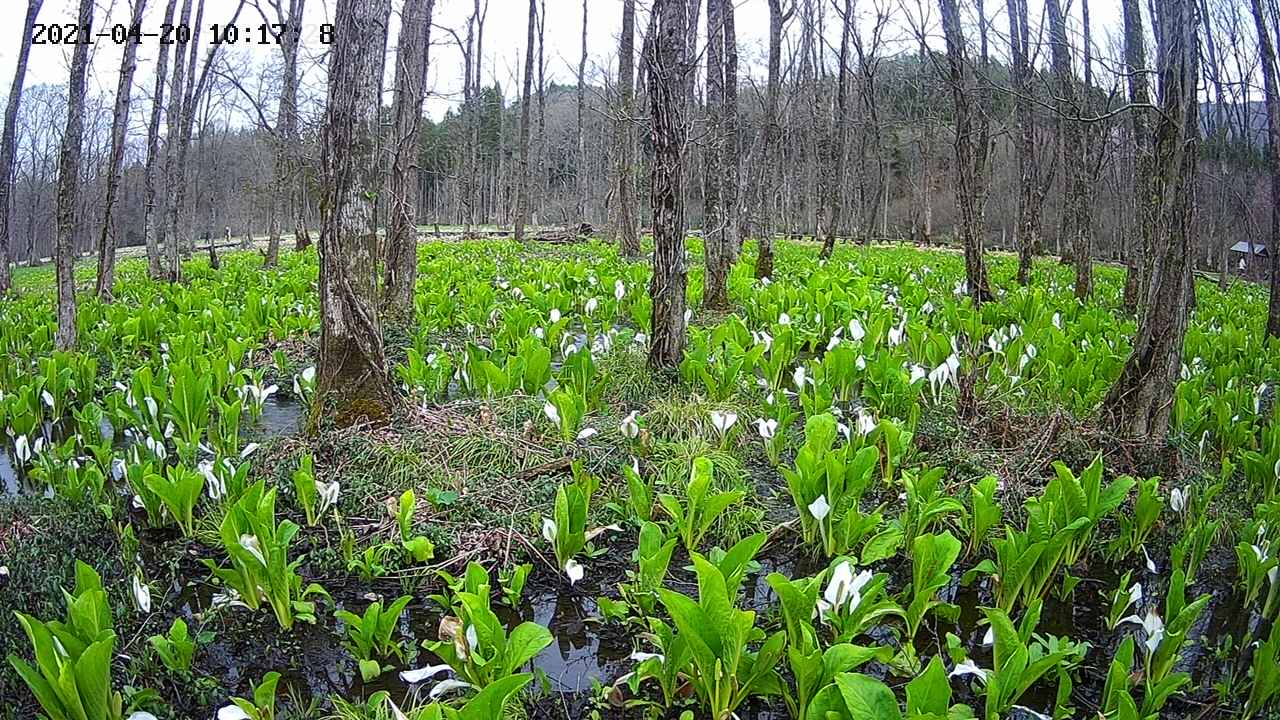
0, 0, 1131, 124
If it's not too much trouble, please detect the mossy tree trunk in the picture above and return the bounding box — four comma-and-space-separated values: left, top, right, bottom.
316, 0, 395, 426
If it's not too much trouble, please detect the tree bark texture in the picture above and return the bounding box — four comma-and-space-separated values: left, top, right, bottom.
648, 0, 689, 371
818, 1, 852, 260
514, 0, 536, 242
1251, 0, 1280, 338
755, 0, 785, 280
614, 0, 641, 258
702, 0, 729, 309
1102, 0, 1199, 447
0, 0, 43, 295
95, 0, 148, 300
55, 0, 93, 350
384, 0, 435, 315
1121, 0, 1154, 313
939, 0, 993, 304
317, 0, 395, 426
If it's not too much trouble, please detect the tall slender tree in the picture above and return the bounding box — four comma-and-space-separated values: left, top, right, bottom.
1251, 0, 1280, 338
1046, 0, 1090, 298
95, 0, 149, 300
316, 0, 395, 425
261, 0, 308, 264
576, 0, 588, 225
160, 0, 195, 280
703, 0, 728, 308
755, 0, 787, 279
143, 0, 180, 280
0, 0, 43, 295
818, 0, 853, 260
514, 0, 536, 242
648, 0, 689, 370
722, 0, 740, 255
1102, 0, 1200, 447
613, 0, 640, 257
939, 0, 994, 303
1120, 0, 1153, 313
1007, 0, 1040, 285
385, 0, 435, 314
55, 0, 94, 350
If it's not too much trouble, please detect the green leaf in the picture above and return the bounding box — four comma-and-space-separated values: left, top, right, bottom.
833, 673, 903, 720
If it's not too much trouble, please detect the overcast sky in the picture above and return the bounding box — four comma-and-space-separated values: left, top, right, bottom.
0, 0, 1131, 124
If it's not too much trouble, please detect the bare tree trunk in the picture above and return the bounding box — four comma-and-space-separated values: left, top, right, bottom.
514, 0, 536, 242
317, 0, 395, 426
0, 0, 43, 294
55, 0, 93, 350
1121, 0, 1154, 313
1102, 0, 1199, 448
818, 0, 852, 260
534, 0, 546, 226
262, 0, 307, 265
702, 0, 728, 308
1007, 0, 1040, 285
940, 0, 994, 304
1252, 0, 1280, 338
1046, 0, 1090, 299
161, 0, 194, 280
648, 0, 689, 370
142, 0, 179, 280
755, 0, 786, 279
384, 0, 434, 315
95, 0, 147, 300
576, 0, 588, 225
614, 0, 641, 257
723, 0, 739, 257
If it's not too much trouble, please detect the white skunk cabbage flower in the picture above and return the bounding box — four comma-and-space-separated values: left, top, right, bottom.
541, 518, 558, 544
793, 366, 809, 390
709, 410, 738, 435
855, 409, 877, 436
217, 706, 252, 720
928, 354, 960, 402
848, 318, 865, 341
565, 558, 585, 585
239, 534, 267, 566
429, 679, 475, 699
400, 664, 453, 684
1170, 486, 1187, 514
820, 561, 873, 618
807, 495, 830, 524
576, 427, 599, 442
316, 479, 341, 515
778, 312, 791, 325
550, 308, 562, 324
543, 402, 560, 426
619, 411, 640, 439
949, 657, 989, 682
1120, 608, 1166, 657
755, 418, 778, 440
585, 298, 599, 315
132, 574, 151, 613
614, 279, 626, 301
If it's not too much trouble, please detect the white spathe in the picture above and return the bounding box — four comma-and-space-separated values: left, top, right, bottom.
755, 418, 778, 440
619, 411, 640, 439
399, 664, 453, 684
807, 495, 831, 523
709, 410, 738, 434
